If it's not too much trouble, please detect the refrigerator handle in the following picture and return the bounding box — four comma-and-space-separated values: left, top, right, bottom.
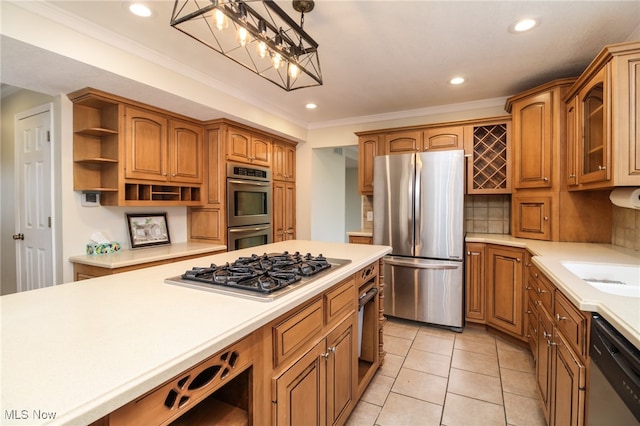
414, 155, 422, 254
384, 258, 460, 270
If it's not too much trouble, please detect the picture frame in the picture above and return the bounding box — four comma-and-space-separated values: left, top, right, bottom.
126, 213, 171, 249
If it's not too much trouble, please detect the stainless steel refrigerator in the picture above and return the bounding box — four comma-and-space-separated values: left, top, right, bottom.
373, 150, 464, 331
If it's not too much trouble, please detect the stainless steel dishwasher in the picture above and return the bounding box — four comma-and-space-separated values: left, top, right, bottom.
588, 313, 640, 425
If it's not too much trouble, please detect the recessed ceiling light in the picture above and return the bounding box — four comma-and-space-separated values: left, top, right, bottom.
510, 18, 538, 33
306, 103, 317, 109
129, 3, 152, 17
450, 77, 465, 85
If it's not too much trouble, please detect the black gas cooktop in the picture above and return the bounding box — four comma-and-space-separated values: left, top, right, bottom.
165, 252, 351, 301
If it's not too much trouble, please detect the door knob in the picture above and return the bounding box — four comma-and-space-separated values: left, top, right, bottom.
12, 233, 24, 240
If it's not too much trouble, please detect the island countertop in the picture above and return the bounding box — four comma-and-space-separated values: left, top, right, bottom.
0, 240, 391, 426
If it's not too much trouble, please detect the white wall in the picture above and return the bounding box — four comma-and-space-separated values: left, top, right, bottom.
310, 148, 346, 242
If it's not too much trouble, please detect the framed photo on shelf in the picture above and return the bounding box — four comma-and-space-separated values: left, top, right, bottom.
126, 213, 171, 249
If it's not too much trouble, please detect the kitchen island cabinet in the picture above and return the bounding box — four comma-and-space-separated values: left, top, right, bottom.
2, 240, 390, 426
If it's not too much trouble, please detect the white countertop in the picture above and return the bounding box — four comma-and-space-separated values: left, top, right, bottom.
0, 240, 391, 425
466, 233, 640, 347
346, 230, 373, 237
68, 242, 226, 268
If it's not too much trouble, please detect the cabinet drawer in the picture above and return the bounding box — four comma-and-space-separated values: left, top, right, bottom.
356, 261, 378, 287
529, 265, 554, 312
273, 298, 323, 367
109, 334, 254, 426
554, 291, 588, 358
324, 276, 356, 325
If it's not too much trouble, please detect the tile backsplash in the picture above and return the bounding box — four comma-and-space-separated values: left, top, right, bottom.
362, 194, 510, 235
464, 194, 511, 234
611, 206, 640, 250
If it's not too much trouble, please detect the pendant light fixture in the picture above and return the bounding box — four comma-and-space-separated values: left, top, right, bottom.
170, 0, 322, 91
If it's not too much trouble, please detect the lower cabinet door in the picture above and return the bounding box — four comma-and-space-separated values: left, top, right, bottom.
273, 339, 327, 426
326, 317, 356, 426
552, 331, 586, 426
486, 245, 524, 337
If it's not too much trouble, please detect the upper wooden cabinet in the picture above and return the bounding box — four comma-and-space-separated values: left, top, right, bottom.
510, 92, 553, 189
383, 130, 420, 154
356, 116, 510, 195
69, 88, 204, 206
564, 41, 640, 189
465, 119, 511, 194
226, 126, 271, 167
272, 140, 297, 182
357, 135, 381, 195
124, 108, 203, 185
422, 126, 464, 151
506, 78, 575, 190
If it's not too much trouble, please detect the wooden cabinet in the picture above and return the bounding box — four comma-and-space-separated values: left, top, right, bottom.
272, 140, 296, 182
69, 88, 204, 206
226, 126, 271, 167
422, 126, 464, 151
465, 119, 511, 194
123, 107, 203, 184
486, 245, 525, 339
464, 243, 486, 323
526, 262, 588, 426
383, 130, 420, 154
356, 116, 510, 195
348, 235, 372, 245
506, 79, 612, 242
109, 333, 257, 426
564, 41, 640, 189
271, 139, 297, 242
511, 91, 553, 189
512, 195, 552, 240
357, 135, 381, 195
273, 181, 296, 242
71, 92, 120, 194
168, 118, 204, 184
565, 96, 579, 186
188, 125, 226, 245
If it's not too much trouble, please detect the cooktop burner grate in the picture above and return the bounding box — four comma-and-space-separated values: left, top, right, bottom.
166, 252, 350, 301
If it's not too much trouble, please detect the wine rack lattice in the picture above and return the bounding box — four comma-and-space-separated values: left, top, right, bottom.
472, 124, 508, 191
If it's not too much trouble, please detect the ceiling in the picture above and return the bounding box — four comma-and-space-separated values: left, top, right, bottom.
2, 1, 639, 129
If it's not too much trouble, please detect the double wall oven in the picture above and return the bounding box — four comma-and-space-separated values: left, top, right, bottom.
227, 163, 272, 250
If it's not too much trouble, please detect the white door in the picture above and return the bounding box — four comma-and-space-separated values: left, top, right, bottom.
15, 106, 54, 292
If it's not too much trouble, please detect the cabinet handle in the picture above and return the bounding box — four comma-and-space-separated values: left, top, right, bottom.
467, 251, 471, 256
534, 273, 539, 278
526, 309, 532, 314
172, 173, 176, 177
547, 339, 557, 347
525, 262, 532, 267
163, 172, 167, 176
516, 258, 521, 263
568, 174, 576, 179
598, 165, 606, 171
537, 288, 546, 294
321, 352, 330, 359
544, 216, 549, 221
328, 346, 336, 353
556, 314, 566, 321
543, 177, 549, 182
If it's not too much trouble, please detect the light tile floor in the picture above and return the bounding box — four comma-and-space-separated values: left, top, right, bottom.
346, 317, 546, 426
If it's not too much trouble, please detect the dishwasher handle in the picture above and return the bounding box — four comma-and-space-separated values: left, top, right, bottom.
384, 258, 459, 270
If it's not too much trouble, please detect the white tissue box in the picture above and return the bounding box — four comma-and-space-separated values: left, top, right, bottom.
86, 242, 121, 255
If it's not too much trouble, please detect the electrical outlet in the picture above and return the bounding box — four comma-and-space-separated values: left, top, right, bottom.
366, 211, 373, 221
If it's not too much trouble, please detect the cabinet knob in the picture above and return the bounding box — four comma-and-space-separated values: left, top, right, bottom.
543, 216, 549, 221
598, 165, 606, 171
543, 177, 549, 182
172, 173, 176, 177
537, 288, 546, 294
467, 251, 471, 256
163, 172, 167, 176
568, 174, 576, 179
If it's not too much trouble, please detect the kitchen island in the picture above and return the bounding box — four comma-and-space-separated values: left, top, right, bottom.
1, 240, 391, 425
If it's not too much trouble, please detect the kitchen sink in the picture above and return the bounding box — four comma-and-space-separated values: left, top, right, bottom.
561, 261, 640, 298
